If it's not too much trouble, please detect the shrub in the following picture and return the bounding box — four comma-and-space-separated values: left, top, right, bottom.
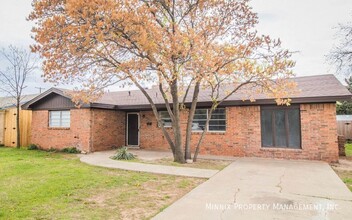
47, 148, 57, 152
61, 147, 81, 154
27, 144, 39, 150
111, 147, 135, 160
0, 144, 4, 147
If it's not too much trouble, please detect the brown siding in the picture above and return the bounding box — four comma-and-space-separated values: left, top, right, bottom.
30, 93, 75, 110
139, 103, 339, 163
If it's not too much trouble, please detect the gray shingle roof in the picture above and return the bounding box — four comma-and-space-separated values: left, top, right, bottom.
0, 94, 39, 109
94, 74, 351, 107
22, 74, 352, 110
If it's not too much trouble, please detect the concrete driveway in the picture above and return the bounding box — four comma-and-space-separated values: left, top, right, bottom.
154, 158, 352, 220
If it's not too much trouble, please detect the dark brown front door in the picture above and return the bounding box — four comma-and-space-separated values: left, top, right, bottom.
127, 113, 139, 146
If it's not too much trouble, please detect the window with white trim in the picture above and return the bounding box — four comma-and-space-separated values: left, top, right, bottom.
159, 111, 172, 127
192, 108, 226, 132
49, 110, 70, 128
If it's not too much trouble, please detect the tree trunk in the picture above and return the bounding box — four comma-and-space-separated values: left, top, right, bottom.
171, 80, 185, 163
16, 100, 20, 148
184, 82, 200, 160
132, 80, 177, 156
193, 107, 214, 162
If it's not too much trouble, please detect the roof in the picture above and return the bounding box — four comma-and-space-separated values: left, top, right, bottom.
22, 74, 352, 110
0, 94, 39, 109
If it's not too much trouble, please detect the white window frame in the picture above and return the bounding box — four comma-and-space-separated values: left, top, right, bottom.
159, 111, 172, 128
192, 108, 226, 132
49, 110, 70, 128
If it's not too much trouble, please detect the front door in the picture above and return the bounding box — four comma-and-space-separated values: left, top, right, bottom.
127, 113, 139, 146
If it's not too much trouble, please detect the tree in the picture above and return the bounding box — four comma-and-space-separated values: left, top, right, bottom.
0, 46, 37, 148
328, 19, 352, 76
336, 76, 352, 115
29, 0, 296, 163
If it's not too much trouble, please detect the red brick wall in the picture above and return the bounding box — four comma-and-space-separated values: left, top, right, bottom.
31, 109, 92, 152
31, 109, 126, 152
31, 103, 338, 162
299, 104, 338, 162
140, 111, 172, 151
91, 109, 125, 151
139, 103, 338, 162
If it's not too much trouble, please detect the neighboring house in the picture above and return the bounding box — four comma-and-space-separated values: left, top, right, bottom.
0, 94, 37, 146
22, 75, 352, 162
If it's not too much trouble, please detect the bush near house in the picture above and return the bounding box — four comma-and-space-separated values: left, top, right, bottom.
111, 147, 135, 160
27, 144, 39, 150
61, 147, 81, 154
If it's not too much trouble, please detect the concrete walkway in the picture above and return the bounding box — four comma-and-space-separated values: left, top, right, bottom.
154, 158, 352, 220
80, 151, 219, 178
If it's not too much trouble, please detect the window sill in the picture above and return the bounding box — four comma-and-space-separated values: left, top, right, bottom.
260, 147, 302, 151
191, 131, 226, 135
48, 127, 70, 130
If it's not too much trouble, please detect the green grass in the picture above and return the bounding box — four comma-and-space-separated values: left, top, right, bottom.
345, 143, 352, 156
0, 147, 203, 219
342, 177, 352, 191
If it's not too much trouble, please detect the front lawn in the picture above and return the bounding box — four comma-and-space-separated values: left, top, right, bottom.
333, 169, 352, 191
345, 143, 352, 157
0, 147, 204, 219
332, 143, 352, 192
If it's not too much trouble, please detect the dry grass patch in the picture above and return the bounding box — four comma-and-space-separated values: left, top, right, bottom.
134, 158, 231, 170
83, 176, 204, 219
333, 168, 352, 191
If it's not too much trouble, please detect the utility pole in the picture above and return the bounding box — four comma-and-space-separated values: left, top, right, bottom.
35, 87, 45, 94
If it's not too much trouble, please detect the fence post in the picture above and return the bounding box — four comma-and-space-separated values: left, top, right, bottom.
338, 135, 346, 157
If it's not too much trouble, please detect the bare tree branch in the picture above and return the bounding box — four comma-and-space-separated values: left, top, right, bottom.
0, 46, 38, 147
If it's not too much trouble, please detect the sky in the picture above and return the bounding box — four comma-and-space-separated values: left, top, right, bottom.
0, 0, 351, 95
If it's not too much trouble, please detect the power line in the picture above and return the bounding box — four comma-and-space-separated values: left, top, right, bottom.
35, 87, 45, 94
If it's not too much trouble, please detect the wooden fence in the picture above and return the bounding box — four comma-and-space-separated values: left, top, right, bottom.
337, 120, 352, 140
0, 111, 5, 145
1, 108, 32, 147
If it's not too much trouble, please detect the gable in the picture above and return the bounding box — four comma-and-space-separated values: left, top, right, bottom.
29, 93, 76, 110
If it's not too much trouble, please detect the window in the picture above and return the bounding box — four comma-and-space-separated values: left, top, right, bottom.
192, 108, 226, 132
209, 108, 226, 131
49, 111, 70, 128
160, 111, 172, 127
261, 106, 301, 149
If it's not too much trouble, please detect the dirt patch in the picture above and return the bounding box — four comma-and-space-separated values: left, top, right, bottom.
134, 158, 231, 170
84, 175, 204, 219
332, 158, 352, 191
331, 158, 352, 171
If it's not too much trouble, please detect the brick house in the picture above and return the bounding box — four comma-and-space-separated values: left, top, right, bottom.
22, 75, 351, 162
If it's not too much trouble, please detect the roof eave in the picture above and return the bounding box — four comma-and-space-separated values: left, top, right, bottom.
90, 103, 117, 110
114, 95, 351, 110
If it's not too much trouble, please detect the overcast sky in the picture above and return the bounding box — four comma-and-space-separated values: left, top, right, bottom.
0, 0, 351, 95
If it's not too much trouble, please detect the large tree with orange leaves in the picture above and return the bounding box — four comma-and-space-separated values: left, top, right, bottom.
29, 0, 295, 163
